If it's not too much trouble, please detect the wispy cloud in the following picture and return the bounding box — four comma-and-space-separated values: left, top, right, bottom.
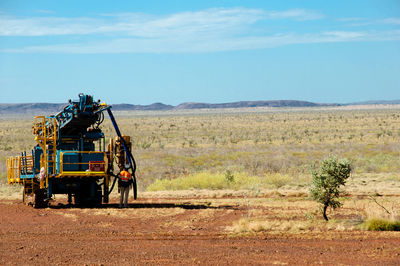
0, 15, 109, 36
0, 8, 319, 37
340, 17, 400, 27
380, 17, 400, 25
4, 30, 400, 54
264, 8, 324, 21
35, 9, 55, 14
0, 8, 399, 54
337, 17, 364, 22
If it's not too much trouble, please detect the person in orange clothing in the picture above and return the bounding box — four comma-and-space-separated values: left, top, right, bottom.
118, 168, 132, 208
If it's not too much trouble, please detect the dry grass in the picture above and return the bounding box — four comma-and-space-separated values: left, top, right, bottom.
0, 181, 22, 200
163, 209, 218, 229
224, 192, 400, 235
228, 218, 360, 234
97, 221, 113, 228
54, 211, 78, 221
76, 207, 186, 218
228, 218, 317, 234
346, 196, 400, 221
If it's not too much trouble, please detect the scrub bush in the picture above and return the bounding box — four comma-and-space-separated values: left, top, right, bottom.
310, 156, 351, 221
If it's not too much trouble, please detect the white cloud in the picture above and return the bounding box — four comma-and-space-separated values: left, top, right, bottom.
0, 8, 321, 37
265, 8, 324, 21
322, 31, 366, 39
0, 8, 399, 54
0, 16, 104, 36
4, 30, 400, 54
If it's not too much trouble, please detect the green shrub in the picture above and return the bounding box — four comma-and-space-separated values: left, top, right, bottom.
224, 170, 235, 184
363, 218, 400, 231
309, 156, 351, 221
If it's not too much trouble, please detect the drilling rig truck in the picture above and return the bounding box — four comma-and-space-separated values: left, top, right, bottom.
6, 93, 137, 207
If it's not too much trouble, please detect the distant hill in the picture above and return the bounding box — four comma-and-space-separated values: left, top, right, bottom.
1, 99, 399, 115
0, 102, 174, 115
0, 103, 65, 115
112, 103, 174, 111
345, 100, 400, 105
175, 100, 337, 109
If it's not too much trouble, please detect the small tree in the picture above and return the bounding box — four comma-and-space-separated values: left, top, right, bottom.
310, 156, 351, 221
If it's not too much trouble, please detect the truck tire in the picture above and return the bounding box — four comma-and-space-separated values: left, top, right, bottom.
33, 189, 48, 208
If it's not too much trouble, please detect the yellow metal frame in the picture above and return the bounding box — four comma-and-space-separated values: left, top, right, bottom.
7, 156, 21, 184
58, 151, 108, 177
6, 155, 34, 184
33, 116, 57, 188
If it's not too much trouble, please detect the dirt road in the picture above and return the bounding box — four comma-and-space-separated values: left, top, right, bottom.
1, 198, 399, 265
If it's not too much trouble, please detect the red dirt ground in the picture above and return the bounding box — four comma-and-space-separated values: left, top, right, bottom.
1, 198, 399, 265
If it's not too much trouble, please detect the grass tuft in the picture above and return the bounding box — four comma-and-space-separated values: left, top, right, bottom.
362, 218, 400, 231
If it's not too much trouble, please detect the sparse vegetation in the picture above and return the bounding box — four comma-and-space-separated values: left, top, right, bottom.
1, 106, 400, 197
146, 171, 294, 191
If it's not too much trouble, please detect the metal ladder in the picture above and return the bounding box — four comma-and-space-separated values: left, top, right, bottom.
23, 179, 34, 204
33, 116, 57, 188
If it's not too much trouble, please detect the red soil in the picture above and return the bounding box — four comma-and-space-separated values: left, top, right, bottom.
0, 198, 399, 265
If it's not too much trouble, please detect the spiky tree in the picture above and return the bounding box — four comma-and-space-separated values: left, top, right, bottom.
310, 156, 351, 221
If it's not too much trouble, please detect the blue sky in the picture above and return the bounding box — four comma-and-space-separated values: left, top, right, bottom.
0, 0, 399, 105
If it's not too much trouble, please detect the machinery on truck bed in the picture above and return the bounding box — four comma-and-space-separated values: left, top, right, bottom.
6, 93, 137, 207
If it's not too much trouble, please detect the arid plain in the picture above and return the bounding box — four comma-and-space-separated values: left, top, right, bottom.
1, 106, 399, 264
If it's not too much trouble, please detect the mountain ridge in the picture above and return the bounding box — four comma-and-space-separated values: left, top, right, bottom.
344, 100, 400, 105
0, 99, 398, 114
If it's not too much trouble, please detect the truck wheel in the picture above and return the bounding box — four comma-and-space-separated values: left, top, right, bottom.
33, 189, 48, 208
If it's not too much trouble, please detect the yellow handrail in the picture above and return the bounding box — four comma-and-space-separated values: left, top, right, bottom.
7, 156, 22, 184
58, 151, 108, 177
